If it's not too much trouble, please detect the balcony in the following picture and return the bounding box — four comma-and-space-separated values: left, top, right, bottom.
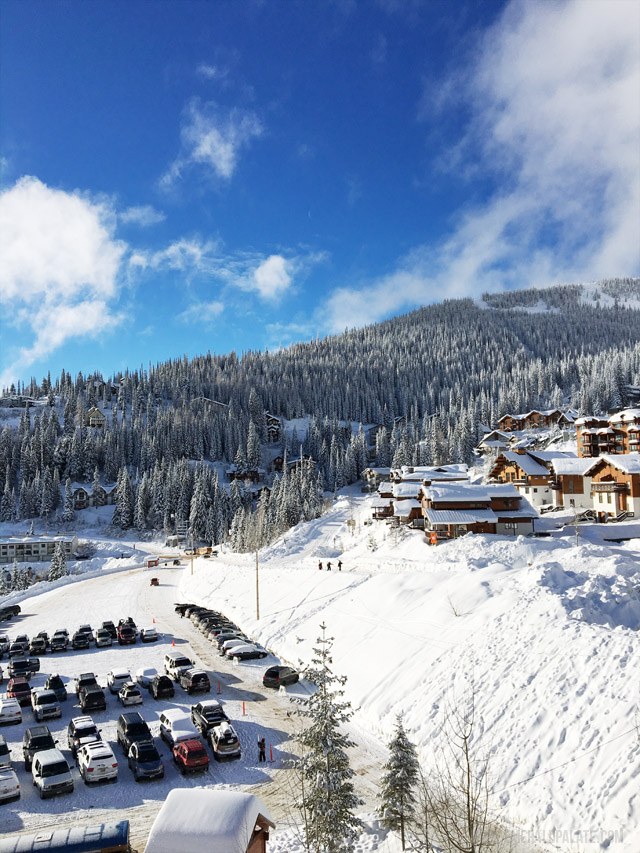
592, 482, 629, 493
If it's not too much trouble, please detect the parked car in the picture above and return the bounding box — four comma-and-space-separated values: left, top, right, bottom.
0, 734, 11, 769
29, 637, 47, 656
117, 625, 136, 645
9, 657, 34, 680
118, 617, 137, 634
263, 665, 300, 689
102, 620, 117, 639
7, 677, 31, 707
0, 768, 19, 803
220, 637, 249, 656
50, 632, 69, 652
164, 651, 194, 681
116, 712, 152, 757
72, 631, 90, 651
158, 709, 199, 748
44, 674, 68, 702
140, 627, 158, 643
128, 739, 164, 781
79, 685, 107, 713
136, 667, 158, 689
67, 716, 102, 758
77, 624, 95, 643
0, 665, 3, 685
0, 635, 9, 656
179, 669, 211, 695
149, 674, 175, 700
173, 739, 209, 775
118, 683, 143, 706
0, 698, 22, 726
23, 725, 57, 771
149, 577, 159, 586
208, 721, 241, 761
31, 748, 74, 799
8, 642, 27, 659
74, 672, 99, 696
14, 634, 29, 649
214, 632, 242, 651
35, 631, 50, 648
76, 740, 118, 785
95, 628, 113, 648
227, 643, 269, 661
31, 688, 62, 722
107, 669, 132, 694
190, 699, 228, 735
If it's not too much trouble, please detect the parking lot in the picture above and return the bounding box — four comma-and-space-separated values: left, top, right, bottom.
0, 564, 312, 846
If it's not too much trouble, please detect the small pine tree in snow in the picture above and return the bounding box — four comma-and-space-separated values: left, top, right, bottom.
48, 541, 68, 582
62, 478, 74, 522
378, 715, 420, 850
290, 623, 363, 852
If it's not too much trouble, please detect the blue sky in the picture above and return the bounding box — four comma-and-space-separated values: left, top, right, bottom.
1, 0, 639, 389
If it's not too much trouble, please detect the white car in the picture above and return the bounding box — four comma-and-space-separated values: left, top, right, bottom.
140, 627, 158, 643
220, 637, 248, 656
158, 709, 199, 748
76, 740, 118, 785
107, 669, 131, 694
135, 667, 158, 688
0, 698, 22, 726
0, 767, 20, 803
94, 628, 112, 648
226, 642, 268, 660
118, 683, 143, 706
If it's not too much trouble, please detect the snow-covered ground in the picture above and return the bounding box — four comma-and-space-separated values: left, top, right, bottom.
1, 490, 639, 851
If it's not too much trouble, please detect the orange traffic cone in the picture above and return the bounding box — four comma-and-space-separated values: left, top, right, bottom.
153, 617, 155, 624
172, 639, 175, 647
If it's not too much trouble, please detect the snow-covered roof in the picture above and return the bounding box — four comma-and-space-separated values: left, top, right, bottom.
371, 497, 392, 508
550, 457, 594, 476
486, 483, 522, 498
377, 482, 393, 493
393, 482, 422, 498
424, 508, 498, 525
0, 534, 77, 545
499, 452, 549, 476
364, 467, 391, 475
145, 789, 274, 853
585, 453, 640, 475
609, 408, 640, 423
392, 499, 422, 516
423, 484, 491, 503
527, 450, 573, 463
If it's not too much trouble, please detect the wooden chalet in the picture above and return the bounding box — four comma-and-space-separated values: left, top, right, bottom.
575, 410, 640, 458
496, 408, 571, 432
264, 413, 281, 443
584, 453, 640, 519
85, 406, 106, 428
488, 450, 570, 509
421, 483, 537, 540
549, 457, 594, 510
361, 467, 391, 492
270, 454, 314, 474
71, 482, 117, 510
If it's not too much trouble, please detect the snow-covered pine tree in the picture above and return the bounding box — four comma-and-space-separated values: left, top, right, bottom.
378, 715, 420, 850
62, 478, 74, 522
48, 541, 68, 582
290, 623, 363, 852
112, 467, 134, 529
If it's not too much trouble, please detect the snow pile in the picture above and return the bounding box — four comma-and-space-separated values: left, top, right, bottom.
180, 489, 640, 852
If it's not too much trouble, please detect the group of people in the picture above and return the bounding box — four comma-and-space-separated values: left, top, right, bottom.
318, 560, 342, 571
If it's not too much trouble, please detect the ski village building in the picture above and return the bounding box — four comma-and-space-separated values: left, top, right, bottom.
421, 483, 537, 540
576, 409, 640, 458
0, 534, 79, 565
584, 454, 640, 519
496, 408, 577, 432
487, 449, 571, 509
549, 457, 595, 510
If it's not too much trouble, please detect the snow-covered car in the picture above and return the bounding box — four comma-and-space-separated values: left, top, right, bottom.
118, 682, 143, 706
140, 627, 158, 643
0, 768, 20, 803
226, 643, 268, 661
0, 698, 22, 726
31, 748, 74, 799
107, 669, 131, 694
76, 740, 118, 785
94, 628, 113, 647
136, 667, 158, 689
220, 637, 249, 656
208, 721, 241, 761
128, 739, 164, 782
67, 716, 102, 758
158, 709, 199, 748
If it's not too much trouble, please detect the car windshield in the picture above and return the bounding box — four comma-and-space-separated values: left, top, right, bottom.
48, 678, 63, 688
127, 722, 149, 736
36, 695, 56, 705
189, 748, 207, 760
41, 761, 69, 777
137, 744, 159, 761
77, 726, 98, 740
30, 735, 54, 749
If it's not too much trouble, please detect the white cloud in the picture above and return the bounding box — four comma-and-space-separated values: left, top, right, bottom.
119, 204, 166, 227
196, 64, 229, 84
0, 176, 127, 385
161, 99, 263, 186
177, 300, 225, 325
251, 255, 292, 301
323, 0, 640, 331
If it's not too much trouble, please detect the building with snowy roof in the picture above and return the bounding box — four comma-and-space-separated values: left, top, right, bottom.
496, 408, 576, 432
145, 789, 275, 853
549, 457, 595, 510
0, 534, 79, 564
584, 453, 640, 519
576, 409, 640, 458
488, 449, 572, 508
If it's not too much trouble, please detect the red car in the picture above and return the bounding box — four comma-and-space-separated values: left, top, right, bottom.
150, 578, 159, 587
7, 677, 31, 707
117, 625, 136, 645
173, 739, 209, 775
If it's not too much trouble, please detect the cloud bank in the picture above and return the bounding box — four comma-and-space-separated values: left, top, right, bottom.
0, 176, 126, 387
324, 0, 640, 332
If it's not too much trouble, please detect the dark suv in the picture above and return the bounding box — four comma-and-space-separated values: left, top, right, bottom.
29, 637, 47, 656
50, 632, 68, 652
102, 621, 117, 639
117, 625, 136, 645
149, 675, 174, 700
67, 716, 101, 758
116, 712, 152, 757
72, 631, 90, 651
179, 669, 211, 695
23, 725, 56, 771
190, 699, 228, 735
263, 665, 300, 688
79, 685, 107, 713
44, 674, 67, 702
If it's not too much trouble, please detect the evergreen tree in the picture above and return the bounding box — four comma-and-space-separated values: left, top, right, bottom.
112, 467, 134, 529
62, 478, 74, 523
48, 541, 68, 581
378, 715, 420, 850
290, 623, 363, 852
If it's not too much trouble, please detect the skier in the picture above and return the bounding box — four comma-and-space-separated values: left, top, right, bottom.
258, 736, 266, 762
338, 560, 342, 571
327, 561, 332, 571
318, 561, 323, 570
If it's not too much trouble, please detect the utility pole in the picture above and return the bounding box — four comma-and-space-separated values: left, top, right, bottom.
189, 529, 194, 576
255, 549, 260, 620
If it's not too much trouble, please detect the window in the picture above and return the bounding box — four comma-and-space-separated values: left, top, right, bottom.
533, 488, 538, 493
607, 493, 612, 504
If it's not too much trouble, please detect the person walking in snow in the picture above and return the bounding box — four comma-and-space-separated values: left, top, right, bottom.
338, 560, 342, 571
258, 737, 266, 762
326, 561, 332, 571
318, 561, 323, 570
